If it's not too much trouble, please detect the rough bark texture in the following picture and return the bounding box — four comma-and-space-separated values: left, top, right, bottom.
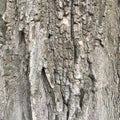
0, 0, 120, 120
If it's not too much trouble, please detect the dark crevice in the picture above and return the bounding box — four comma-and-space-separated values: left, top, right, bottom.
95, 38, 104, 48
15, 0, 19, 18
25, 53, 33, 120
73, 44, 77, 63
42, 67, 56, 120
61, 89, 69, 106
79, 88, 85, 110
41, 67, 56, 106
48, 33, 52, 39
117, 69, 120, 92
118, 0, 120, 6
55, 115, 59, 120
0, 36, 6, 45
70, 0, 77, 64
0, 15, 7, 38
18, 31, 33, 120
66, 108, 70, 120
19, 30, 25, 44
60, 86, 70, 120
54, 69, 60, 85
87, 58, 96, 94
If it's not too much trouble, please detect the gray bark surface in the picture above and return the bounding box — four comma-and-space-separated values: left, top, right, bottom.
0, 0, 120, 120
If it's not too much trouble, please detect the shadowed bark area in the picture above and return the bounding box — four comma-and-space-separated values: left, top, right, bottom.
0, 0, 120, 120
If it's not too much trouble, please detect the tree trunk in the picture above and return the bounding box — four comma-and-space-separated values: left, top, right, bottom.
0, 0, 120, 120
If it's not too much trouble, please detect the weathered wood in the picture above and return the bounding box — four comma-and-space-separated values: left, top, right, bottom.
0, 0, 120, 120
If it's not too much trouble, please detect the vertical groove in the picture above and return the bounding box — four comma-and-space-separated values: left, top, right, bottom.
18, 30, 33, 120
70, 0, 77, 64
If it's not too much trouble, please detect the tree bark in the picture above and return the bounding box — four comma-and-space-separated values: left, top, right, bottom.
0, 0, 120, 120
